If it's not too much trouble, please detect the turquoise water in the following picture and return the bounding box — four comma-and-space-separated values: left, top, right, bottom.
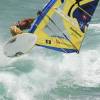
0, 0, 100, 100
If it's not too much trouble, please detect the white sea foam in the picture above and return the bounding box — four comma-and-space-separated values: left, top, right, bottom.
0, 24, 100, 99
89, 24, 100, 32
90, 24, 100, 29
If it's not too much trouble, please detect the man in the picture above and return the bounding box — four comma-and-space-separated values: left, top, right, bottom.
10, 18, 35, 36
10, 10, 43, 36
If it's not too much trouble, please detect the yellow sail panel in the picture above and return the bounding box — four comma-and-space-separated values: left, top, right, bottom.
55, 8, 83, 50
35, 30, 77, 53
62, 16, 84, 50
62, 0, 99, 50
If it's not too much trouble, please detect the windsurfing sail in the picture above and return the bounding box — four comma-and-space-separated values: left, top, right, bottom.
29, 0, 99, 53
62, 0, 99, 50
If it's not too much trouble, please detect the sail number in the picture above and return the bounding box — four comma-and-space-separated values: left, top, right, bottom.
46, 40, 51, 44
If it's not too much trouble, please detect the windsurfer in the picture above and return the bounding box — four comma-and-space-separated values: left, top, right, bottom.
10, 18, 35, 36
10, 10, 42, 36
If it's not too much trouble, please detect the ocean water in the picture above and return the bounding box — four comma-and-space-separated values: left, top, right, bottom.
0, 0, 100, 100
